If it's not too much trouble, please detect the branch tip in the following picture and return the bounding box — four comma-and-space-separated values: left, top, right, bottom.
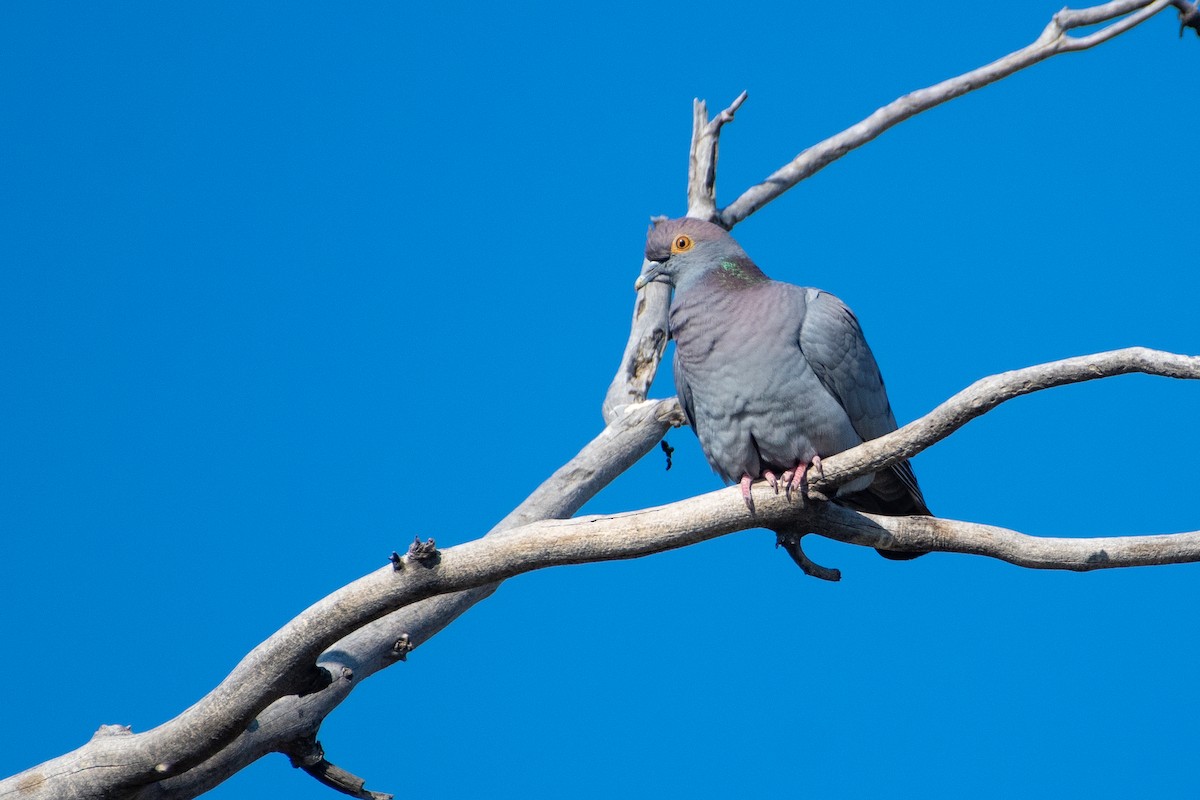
720, 0, 1184, 226
707, 90, 749, 132
285, 737, 395, 800
775, 530, 842, 582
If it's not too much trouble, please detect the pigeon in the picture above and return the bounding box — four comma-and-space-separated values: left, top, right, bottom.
635, 217, 929, 560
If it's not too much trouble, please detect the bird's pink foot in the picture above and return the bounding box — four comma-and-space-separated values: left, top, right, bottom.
740, 474, 755, 513
764, 470, 781, 494
780, 469, 796, 499
782, 456, 822, 501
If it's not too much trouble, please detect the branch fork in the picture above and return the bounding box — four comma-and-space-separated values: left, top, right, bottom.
3, 3, 1194, 798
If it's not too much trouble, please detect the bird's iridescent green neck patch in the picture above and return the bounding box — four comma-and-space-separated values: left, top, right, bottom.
720, 259, 768, 284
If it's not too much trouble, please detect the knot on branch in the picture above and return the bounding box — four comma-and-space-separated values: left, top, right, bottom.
285, 734, 325, 769
389, 633, 415, 662
91, 723, 133, 740
391, 537, 440, 569
406, 536, 440, 563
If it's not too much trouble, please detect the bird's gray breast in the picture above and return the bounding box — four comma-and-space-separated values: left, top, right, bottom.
671, 282, 865, 486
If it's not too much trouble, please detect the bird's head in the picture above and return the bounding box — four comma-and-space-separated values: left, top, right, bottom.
634, 217, 765, 296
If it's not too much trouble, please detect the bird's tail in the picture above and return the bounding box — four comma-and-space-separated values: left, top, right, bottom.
837, 461, 930, 560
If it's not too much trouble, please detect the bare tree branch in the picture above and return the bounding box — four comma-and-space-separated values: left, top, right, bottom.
132, 398, 685, 800
1058, 0, 1170, 49
605, 2, 1192, 429
4, 3, 1194, 798
807, 502, 1200, 570
602, 90, 747, 423
283, 737, 392, 800
600, 285, 673, 422
718, 0, 1183, 227
6, 346, 1196, 800
687, 91, 748, 223
805, 347, 1200, 498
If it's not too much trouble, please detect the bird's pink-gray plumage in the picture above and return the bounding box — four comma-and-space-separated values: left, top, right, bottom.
637, 218, 929, 557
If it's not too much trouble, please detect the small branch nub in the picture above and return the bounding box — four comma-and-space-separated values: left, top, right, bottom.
286, 736, 394, 800
91, 724, 133, 740
390, 633, 415, 662
407, 536, 439, 562
776, 530, 842, 582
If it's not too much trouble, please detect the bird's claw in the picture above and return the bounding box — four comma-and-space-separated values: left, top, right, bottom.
780, 456, 822, 501
745, 458, 823, 509
740, 474, 755, 514
780, 470, 796, 500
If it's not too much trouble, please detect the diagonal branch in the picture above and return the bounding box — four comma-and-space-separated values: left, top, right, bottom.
604, 0, 1192, 426
718, 0, 1183, 227
283, 737, 392, 800
6, 348, 1195, 800
806, 347, 1200, 496
126, 397, 684, 800
1058, 0, 1171, 49
6, 4, 1193, 799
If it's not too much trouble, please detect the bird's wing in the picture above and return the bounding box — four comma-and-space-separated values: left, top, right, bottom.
797, 289, 896, 440
797, 289, 929, 512
673, 347, 698, 431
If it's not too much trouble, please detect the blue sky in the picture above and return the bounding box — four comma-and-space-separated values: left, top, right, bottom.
2, 2, 1197, 798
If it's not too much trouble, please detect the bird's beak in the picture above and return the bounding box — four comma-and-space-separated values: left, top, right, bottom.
634, 258, 666, 291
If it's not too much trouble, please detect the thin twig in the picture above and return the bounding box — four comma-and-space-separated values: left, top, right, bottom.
1057, 0, 1171, 49
283, 737, 393, 800
776, 529, 842, 582
687, 91, 748, 222
719, 0, 1179, 226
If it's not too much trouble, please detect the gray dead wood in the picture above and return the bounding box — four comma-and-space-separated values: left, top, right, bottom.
2, 3, 1195, 799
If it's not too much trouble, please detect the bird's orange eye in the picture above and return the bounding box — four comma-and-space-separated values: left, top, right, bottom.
671, 235, 694, 253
